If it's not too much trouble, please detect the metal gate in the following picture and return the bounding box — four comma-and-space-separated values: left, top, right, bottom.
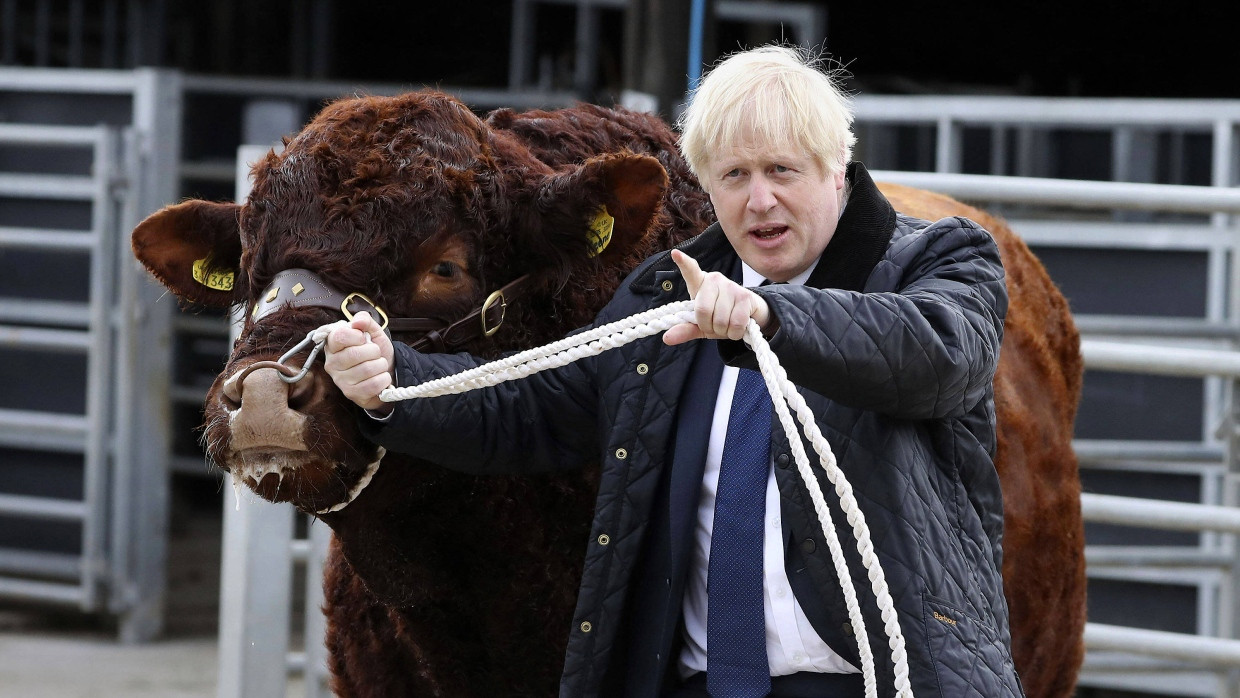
0, 121, 125, 611
0, 67, 181, 642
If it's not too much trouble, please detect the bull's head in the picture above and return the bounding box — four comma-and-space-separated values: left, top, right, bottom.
130, 92, 669, 514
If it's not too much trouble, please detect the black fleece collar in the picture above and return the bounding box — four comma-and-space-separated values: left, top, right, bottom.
631, 162, 896, 294
807, 162, 896, 292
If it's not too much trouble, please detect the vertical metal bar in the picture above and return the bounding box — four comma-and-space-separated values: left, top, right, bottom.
1016, 127, 1055, 179
0, 0, 16, 65
1112, 126, 1133, 182
1204, 467, 1225, 589
114, 67, 182, 643
216, 492, 295, 698
216, 144, 294, 697
34, 0, 51, 66
1207, 242, 1229, 440
934, 116, 959, 173
573, 0, 598, 96
68, 0, 85, 67
1223, 117, 1240, 698
988, 125, 1006, 175
687, 0, 706, 91
1226, 378, 1240, 698
111, 126, 142, 633
1213, 119, 1235, 230
508, 0, 532, 89
302, 519, 332, 698
1224, 379, 1240, 637
79, 125, 120, 613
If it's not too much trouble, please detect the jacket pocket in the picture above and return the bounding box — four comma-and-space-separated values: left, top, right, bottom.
921, 594, 1022, 697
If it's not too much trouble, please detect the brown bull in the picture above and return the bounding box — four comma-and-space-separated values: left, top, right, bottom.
131, 91, 1084, 697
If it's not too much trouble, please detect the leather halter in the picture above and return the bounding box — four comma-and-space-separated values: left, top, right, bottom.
250, 268, 531, 353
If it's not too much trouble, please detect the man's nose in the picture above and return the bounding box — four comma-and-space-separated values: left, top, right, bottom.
746, 176, 776, 213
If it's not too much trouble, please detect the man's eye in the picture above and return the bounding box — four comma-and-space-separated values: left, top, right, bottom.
773, 164, 790, 173
724, 168, 741, 178
432, 261, 457, 278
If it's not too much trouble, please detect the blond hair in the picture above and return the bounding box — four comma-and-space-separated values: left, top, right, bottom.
677, 45, 855, 187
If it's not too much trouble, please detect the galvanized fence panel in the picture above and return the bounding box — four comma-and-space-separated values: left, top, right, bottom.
0, 121, 126, 613
0, 66, 179, 643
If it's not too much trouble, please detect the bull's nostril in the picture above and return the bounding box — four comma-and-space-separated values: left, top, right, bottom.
288, 371, 316, 410
222, 373, 243, 409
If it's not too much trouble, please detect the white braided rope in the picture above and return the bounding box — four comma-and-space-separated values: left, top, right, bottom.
746, 319, 913, 697
309, 302, 913, 697
380, 302, 698, 400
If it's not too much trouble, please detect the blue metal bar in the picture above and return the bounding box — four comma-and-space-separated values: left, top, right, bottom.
687, 0, 706, 92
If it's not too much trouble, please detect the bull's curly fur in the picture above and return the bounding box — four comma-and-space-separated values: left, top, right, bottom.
131, 91, 1084, 697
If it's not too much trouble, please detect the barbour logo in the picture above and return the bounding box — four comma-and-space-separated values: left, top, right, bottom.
933, 611, 957, 626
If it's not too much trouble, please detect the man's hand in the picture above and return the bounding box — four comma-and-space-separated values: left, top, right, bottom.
324, 311, 396, 414
663, 249, 771, 346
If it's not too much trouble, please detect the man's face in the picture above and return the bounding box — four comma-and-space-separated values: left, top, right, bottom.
705, 141, 845, 283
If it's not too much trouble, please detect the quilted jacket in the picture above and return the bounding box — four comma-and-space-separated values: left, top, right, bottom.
365, 163, 1022, 697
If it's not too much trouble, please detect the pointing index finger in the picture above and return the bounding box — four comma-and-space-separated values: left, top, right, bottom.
671, 249, 705, 298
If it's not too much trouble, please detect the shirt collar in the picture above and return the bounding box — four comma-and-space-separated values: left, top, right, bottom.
741, 256, 820, 288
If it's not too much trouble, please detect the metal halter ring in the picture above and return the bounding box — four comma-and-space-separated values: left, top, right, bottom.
480, 288, 507, 337
340, 292, 390, 330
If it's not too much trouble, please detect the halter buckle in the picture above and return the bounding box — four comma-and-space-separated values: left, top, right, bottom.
341, 292, 390, 330
480, 289, 507, 337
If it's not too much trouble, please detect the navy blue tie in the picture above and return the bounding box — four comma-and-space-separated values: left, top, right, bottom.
707, 366, 772, 698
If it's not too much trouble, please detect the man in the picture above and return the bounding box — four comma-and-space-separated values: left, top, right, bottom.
325, 45, 1021, 698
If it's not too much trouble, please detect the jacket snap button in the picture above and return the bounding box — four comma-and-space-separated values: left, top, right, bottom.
801, 538, 817, 554
636, 363, 649, 375
615, 448, 628, 460
842, 622, 853, 636
661, 280, 674, 292
580, 621, 593, 633
776, 453, 790, 468
597, 534, 610, 545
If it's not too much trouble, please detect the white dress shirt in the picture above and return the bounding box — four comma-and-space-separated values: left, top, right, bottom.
677, 259, 859, 679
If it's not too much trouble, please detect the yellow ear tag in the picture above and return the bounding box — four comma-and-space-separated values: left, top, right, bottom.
192, 257, 236, 291
587, 206, 615, 257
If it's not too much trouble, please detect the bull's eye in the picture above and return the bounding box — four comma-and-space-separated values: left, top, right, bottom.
431, 261, 458, 278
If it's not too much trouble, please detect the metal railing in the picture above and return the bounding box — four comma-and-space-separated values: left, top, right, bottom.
0, 122, 123, 612
870, 166, 1240, 697
0, 66, 182, 643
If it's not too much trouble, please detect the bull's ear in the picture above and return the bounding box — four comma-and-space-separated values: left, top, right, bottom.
131, 200, 245, 307
533, 152, 668, 267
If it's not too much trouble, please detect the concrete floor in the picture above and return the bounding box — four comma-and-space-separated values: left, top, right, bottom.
0, 627, 218, 698
0, 479, 308, 697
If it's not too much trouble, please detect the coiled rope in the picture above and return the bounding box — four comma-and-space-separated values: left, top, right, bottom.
302, 300, 912, 697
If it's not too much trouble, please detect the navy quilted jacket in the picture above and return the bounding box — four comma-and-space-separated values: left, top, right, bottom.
366, 164, 1021, 697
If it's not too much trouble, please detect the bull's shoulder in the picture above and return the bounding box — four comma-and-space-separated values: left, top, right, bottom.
879, 181, 1082, 423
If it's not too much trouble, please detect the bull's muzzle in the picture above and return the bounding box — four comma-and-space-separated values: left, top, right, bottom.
222, 364, 314, 452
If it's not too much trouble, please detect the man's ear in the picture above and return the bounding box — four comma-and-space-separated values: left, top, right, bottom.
131, 200, 246, 307
526, 152, 668, 273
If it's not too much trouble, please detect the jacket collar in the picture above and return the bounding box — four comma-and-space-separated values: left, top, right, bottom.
808, 162, 896, 292
631, 162, 895, 294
